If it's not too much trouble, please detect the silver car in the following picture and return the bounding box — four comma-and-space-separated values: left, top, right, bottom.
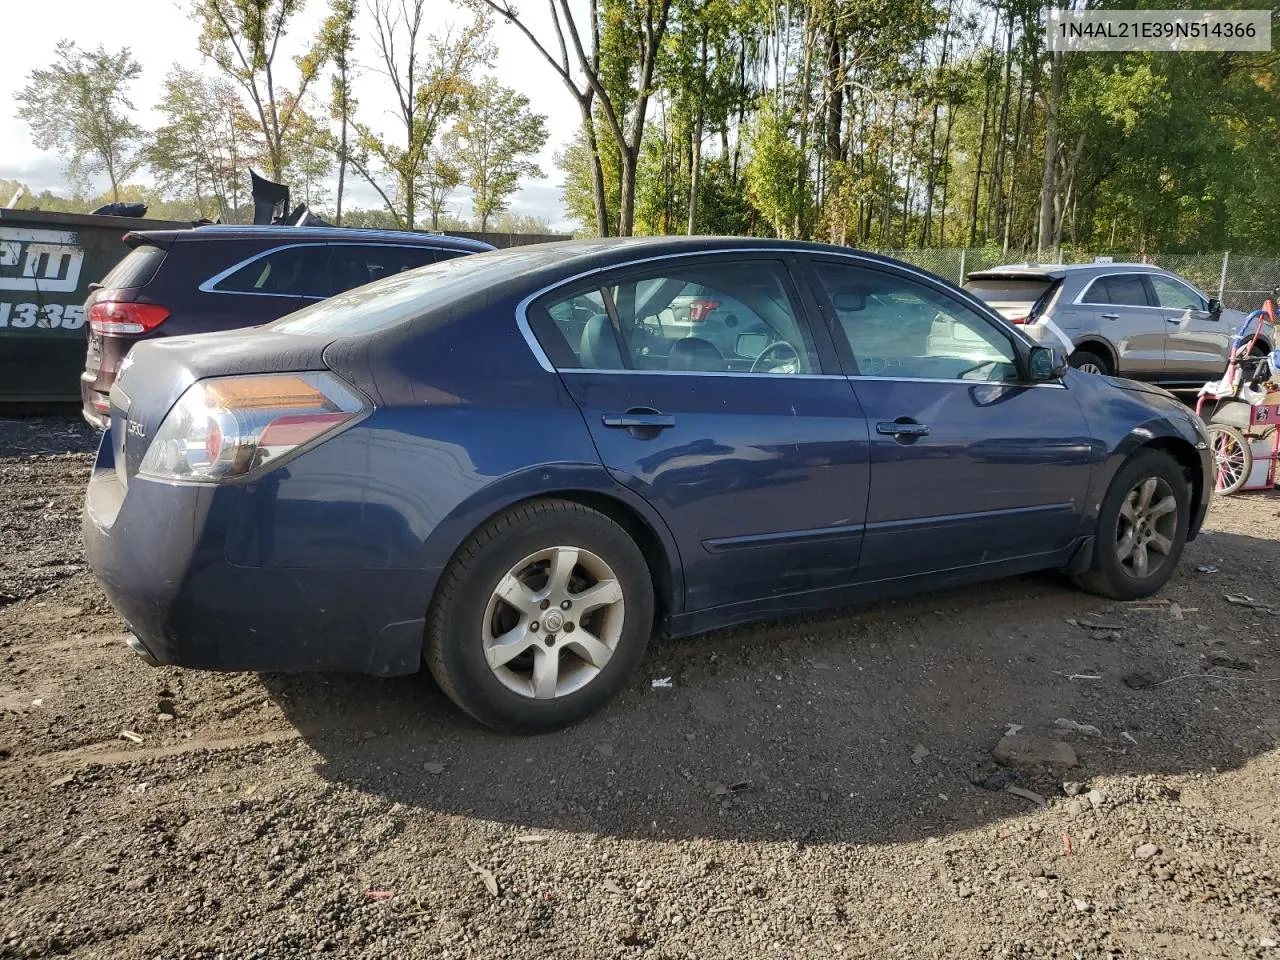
963, 263, 1274, 386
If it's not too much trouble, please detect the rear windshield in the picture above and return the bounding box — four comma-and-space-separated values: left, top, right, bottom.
270, 248, 537, 337
963, 278, 1053, 305
101, 244, 166, 290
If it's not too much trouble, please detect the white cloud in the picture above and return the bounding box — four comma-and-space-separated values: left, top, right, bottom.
0, 0, 580, 229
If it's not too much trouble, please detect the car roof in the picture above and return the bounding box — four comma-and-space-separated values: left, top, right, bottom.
966, 262, 1160, 283
123, 224, 495, 252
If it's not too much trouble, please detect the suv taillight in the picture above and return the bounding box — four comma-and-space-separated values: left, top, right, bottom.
1009, 315, 1029, 324
89, 299, 170, 336
688, 299, 720, 322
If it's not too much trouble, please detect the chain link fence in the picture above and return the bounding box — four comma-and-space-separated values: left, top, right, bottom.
874, 247, 1280, 312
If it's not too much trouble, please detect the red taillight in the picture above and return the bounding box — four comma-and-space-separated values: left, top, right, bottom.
688, 298, 720, 322
259, 412, 353, 448
1009, 315, 1029, 325
91, 396, 110, 413
88, 299, 170, 336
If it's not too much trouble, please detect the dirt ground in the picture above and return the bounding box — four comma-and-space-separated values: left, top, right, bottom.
1, 413, 1278, 960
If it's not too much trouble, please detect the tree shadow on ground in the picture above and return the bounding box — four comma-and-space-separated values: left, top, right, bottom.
262, 526, 1280, 847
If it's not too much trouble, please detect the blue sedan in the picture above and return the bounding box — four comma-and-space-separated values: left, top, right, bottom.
84, 238, 1214, 732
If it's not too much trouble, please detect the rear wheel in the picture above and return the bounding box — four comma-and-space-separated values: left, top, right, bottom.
1068, 349, 1109, 375
1207, 424, 1251, 495
426, 499, 654, 733
1075, 451, 1189, 600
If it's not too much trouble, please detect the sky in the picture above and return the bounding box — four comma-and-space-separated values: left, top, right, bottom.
0, 0, 582, 231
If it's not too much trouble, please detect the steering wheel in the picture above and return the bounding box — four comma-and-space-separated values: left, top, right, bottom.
750, 340, 800, 373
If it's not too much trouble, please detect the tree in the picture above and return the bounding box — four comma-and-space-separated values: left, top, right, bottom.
448, 78, 549, 231
191, 0, 330, 181
353, 1, 492, 228
319, 0, 358, 224
150, 66, 256, 221
15, 40, 145, 202
463, 0, 673, 237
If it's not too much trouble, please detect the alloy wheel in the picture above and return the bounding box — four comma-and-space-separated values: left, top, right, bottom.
481, 546, 625, 699
1077, 361, 1103, 374
1114, 476, 1178, 579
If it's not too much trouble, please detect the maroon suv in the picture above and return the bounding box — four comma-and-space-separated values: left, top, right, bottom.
81, 225, 492, 427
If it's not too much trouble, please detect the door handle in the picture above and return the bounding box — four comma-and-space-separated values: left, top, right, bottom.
602, 409, 676, 430
1166, 316, 1183, 323
877, 420, 929, 438
1101, 313, 1120, 321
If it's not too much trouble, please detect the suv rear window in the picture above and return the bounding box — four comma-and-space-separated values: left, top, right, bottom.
963, 278, 1053, 305
101, 245, 166, 289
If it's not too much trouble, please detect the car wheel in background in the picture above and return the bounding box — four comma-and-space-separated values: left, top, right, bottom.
1068, 349, 1109, 375
426, 499, 654, 733
1207, 424, 1251, 496
1074, 451, 1190, 601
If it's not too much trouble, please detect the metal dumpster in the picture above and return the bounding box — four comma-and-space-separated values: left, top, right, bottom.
0, 208, 191, 403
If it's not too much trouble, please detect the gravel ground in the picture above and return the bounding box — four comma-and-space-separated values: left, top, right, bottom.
1, 413, 1278, 960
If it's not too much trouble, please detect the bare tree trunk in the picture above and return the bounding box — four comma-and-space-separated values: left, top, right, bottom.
1036, 47, 1065, 257
968, 11, 1000, 245
578, 98, 610, 237
920, 0, 953, 245
687, 28, 707, 235
989, 10, 1015, 238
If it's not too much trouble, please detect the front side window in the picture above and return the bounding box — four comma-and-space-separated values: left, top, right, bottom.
210, 245, 330, 298
534, 260, 819, 375
811, 260, 1020, 382
1148, 275, 1205, 311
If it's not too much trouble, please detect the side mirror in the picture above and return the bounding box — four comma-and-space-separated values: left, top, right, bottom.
1207, 298, 1223, 319
1029, 346, 1069, 381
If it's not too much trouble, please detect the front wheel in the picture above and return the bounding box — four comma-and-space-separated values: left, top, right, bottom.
426, 499, 654, 733
1207, 424, 1251, 495
1068, 349, 1109, 375
1075, 451, 1190, 601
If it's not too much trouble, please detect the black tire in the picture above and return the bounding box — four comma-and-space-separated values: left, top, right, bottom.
1068, 349, 1110, 375
426, 499, 654, 733
1207, 424, 1251, 496
1075, 451, 1190, 601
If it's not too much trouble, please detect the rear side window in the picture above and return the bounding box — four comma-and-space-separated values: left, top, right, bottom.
101, 245, 166, 289
210, 245, 330, 298
326, 245, 436, 295
1083, 274, 1151, 307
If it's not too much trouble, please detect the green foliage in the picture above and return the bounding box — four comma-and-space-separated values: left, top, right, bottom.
150, 66, 256, 222
448, 78, 549, 231
15, 40, 145, 201
190, 0, 329, 180
353, 5, 493, 229
743, 96, 805, 239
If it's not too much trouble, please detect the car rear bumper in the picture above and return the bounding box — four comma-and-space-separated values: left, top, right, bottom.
83, 430, 433, 677
80, 373, 109, 429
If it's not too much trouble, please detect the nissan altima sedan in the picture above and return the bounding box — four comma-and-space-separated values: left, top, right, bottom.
84, 238, 1213, 732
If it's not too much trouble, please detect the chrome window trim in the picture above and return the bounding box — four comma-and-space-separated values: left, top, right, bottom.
514, 246, 1031, 374
561, 368, 846, 380
198, 241, 451, 299
849, 375, 1067, 389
